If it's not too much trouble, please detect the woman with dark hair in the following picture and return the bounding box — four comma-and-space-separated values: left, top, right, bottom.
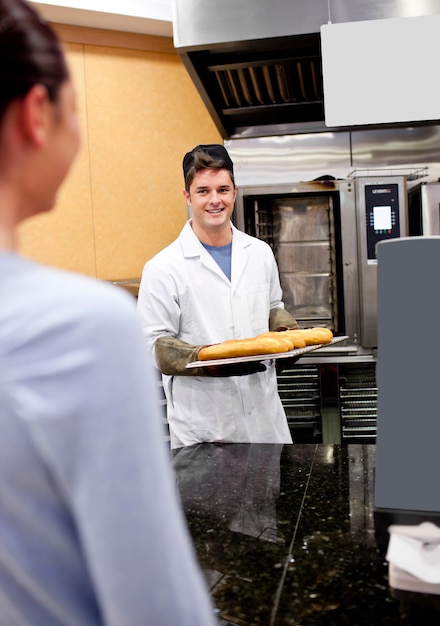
0, 2, 216, 624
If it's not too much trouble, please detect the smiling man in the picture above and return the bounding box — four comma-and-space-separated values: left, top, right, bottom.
137, 144, 298, 449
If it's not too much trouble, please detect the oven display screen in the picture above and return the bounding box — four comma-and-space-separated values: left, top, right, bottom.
373, 205, 392, 231
365, 184, 400, 261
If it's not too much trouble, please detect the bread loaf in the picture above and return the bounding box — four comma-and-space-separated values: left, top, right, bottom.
197, 327, 333, 361
279, 329, 307, 348
256, 332, 295, 350
198, 335, 292, 361
297, 327, 333, 345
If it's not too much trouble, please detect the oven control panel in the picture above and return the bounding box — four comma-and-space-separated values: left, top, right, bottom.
365, 183, 401, 261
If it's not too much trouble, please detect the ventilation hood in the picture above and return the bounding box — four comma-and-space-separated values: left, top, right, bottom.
172, 0, 440, 139
178, 32, 324, 138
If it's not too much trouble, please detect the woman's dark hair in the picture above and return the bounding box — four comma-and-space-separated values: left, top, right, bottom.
0, 0, 68, 123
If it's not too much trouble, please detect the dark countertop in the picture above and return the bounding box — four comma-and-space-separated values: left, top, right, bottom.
172, 443, 440, 625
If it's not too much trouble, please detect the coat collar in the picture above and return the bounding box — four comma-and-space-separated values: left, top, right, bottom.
179, 220, 251, 288
180, 220, 250, 256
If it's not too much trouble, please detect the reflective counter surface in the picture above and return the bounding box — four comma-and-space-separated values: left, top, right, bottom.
172, 444, 440, 625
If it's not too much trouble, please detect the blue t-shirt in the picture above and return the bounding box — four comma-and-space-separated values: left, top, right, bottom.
202, 242, 232, 280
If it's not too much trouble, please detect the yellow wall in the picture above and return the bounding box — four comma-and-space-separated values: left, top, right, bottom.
17, 27, 221, 280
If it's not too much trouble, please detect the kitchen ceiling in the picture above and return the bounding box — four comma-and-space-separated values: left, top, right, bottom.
29, 0, 173, 36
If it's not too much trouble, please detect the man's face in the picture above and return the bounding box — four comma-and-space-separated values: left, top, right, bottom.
184, 168, 237, 235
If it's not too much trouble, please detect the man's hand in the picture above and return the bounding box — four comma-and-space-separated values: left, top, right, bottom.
204, 361, 267, 377
276, 356, 301, 374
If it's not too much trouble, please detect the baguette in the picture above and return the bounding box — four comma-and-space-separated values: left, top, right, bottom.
297, 327, 333, 345
279, 329, 307, 349
197, 327, 334, 361
198, 335, 292, 361
256, 332, 295, 350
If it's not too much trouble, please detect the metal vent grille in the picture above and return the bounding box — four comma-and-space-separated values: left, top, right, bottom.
185, 34, 324, 136
210, 56, 322, 110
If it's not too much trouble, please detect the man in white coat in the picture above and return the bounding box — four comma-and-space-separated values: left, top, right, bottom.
137, 144, 299, 449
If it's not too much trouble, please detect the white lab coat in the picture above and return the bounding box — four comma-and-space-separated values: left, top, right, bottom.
137, 220, 292, 449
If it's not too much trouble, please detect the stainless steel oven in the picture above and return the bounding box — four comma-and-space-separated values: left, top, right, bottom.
233, 175, 408, 442
234, 176, 407, 354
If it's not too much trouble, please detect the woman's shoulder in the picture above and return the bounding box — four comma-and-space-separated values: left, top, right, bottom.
3, 257, 138, 343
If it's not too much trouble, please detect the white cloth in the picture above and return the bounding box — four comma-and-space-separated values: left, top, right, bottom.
137, 220, 292, 449
0, 252, 216, 626
387, 522, 440, 585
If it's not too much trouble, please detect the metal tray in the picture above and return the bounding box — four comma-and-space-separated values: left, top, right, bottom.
185, 335, 350, 368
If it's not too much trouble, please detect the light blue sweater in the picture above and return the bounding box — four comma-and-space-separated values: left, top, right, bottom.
0, 253, 216, 626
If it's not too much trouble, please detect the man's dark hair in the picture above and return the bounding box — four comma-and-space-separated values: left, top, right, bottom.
183, 144, 235, 191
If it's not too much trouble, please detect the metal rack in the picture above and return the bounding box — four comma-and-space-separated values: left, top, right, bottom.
339, 363, 377, 441
277, 364, 322, 440
348, 166, 428, 181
